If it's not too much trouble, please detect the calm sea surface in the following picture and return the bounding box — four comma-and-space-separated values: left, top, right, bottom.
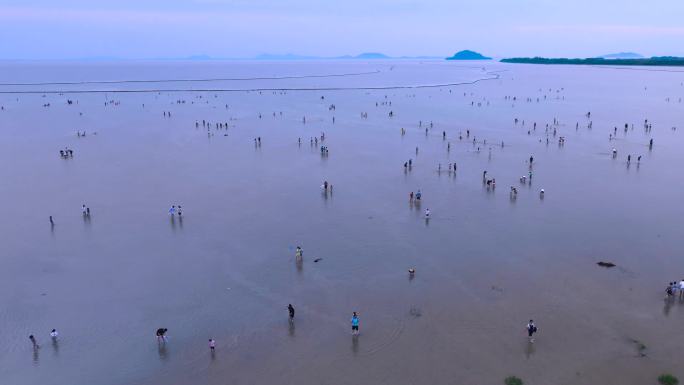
0, 60, 683, 385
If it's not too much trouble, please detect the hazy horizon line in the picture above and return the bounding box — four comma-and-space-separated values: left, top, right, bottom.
0, 50, 666, 62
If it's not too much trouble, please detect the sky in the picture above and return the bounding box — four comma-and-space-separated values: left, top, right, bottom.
0, 0, 683, 59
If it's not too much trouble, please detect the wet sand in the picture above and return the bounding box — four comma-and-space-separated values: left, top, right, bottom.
0, 60, 683, 385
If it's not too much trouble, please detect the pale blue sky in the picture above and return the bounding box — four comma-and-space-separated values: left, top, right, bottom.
1, 0, 682, 59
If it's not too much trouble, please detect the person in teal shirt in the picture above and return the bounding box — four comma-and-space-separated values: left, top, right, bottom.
351, 312, 359, 336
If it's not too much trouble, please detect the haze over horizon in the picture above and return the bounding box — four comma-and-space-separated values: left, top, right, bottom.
1, 0, 683, 60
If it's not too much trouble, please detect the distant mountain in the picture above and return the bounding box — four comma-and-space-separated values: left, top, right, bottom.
353, 52, 390, 59
599, 52, 644, 59
252, 52, 435, 60
446, 50, 492, 60
252, 53, 391, 60
16, 53, 444, 61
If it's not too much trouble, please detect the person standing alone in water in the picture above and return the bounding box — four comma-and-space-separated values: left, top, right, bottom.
351, 312, 360, 336
288, 304, 295, 320
156, 328, 168, 343
29, 335, 39, 349
526, 320, 538, 343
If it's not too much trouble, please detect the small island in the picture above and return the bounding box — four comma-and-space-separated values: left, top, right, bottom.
445, 50, 491, 60
600, 52, 643, 59
353, 52, 390, 59
501, 56, 684, 66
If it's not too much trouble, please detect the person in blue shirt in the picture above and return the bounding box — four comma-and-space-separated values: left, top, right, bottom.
351, 312, 360, 336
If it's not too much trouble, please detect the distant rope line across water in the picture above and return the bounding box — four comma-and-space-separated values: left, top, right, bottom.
0, 71, 504, 94
0, 70, 381, 86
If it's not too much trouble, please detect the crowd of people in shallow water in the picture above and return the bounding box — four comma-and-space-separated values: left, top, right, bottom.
663, 280, 684, 316
33, 78, 676, 368
665, 280, 684, 300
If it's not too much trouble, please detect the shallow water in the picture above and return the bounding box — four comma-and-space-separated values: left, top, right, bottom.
0, 60, 683, 385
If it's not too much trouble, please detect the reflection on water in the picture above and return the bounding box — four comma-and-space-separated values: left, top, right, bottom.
663, 298, 673, 317
525, 341, 535, 360
158, 343, 168, 361
288, 319, 295, 338
351, 335, 359, 356
51, 338, 59, 357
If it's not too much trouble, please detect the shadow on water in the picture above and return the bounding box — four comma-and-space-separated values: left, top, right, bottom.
170, 216, 176, 232
178, 216, 183, 229
524, 341, 535, 359
51, 338, 59, 356
82, 213, 92, 228
663, 298, 673, 317
288, 319, 295, 337
158, 342, 169, 361
33, 346, 40, 364
351, 335, 359, 355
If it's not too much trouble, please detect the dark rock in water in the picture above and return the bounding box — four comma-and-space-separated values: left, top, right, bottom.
313, 258, 322, 263
597, 261, 616, 268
